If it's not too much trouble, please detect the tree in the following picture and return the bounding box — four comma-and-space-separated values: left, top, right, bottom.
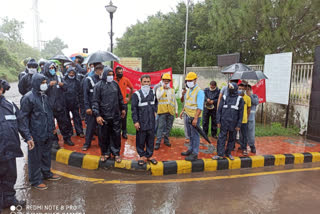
115, 0, 320, 72
41, 37, 68, 59
0, 17, 24, 43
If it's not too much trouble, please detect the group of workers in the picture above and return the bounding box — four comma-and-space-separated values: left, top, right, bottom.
0, 56, 259, 210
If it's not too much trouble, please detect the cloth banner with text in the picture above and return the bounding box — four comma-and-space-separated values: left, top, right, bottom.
114, 62, 173, 91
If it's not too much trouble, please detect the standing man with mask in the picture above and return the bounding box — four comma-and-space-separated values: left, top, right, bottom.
155, 73, 178, 150
132, 75, 158, 166
247, 85, 259, 153
238, 83, 251, 155
93, 67, 126, 163
20, 73, 61, 190
0, 80, 33, 210
213, 82, 244, 160
43, 62, 74, 147
82, 64, 103, 151
74, 55, 87, 120
18, 57, 31, 81
18, 59, 38, 96
180, 72, 205, 161
64, 67, 85, 138
115, 66, 133, 139
202, 81, 220, 139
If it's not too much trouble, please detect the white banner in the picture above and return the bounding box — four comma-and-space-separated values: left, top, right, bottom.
264, 52, 293, 105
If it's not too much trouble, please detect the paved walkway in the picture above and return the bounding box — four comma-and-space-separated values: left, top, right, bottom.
58, 133, 320, 161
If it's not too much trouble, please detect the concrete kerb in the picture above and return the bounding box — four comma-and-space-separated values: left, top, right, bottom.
51, 148, 320, 176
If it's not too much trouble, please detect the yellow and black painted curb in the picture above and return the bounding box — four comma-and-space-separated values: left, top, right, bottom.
51, 148, 320, 176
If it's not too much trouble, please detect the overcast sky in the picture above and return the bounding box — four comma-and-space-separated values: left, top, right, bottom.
0, 0, 202, 56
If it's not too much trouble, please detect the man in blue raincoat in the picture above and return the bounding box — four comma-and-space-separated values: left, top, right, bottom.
64, 67, 84, 137
43, 62, 74, 146
18, 59, 39, 96
20, 73, 61, 191
0, 79, 33, 210
82, 63, 103, 151
213, 82, 244, 160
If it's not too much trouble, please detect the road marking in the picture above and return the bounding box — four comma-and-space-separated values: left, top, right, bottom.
51, 166, 320, 185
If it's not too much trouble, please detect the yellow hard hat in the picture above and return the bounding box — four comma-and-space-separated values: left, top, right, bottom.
162, 73, 171, 80
185, 72, 197, 80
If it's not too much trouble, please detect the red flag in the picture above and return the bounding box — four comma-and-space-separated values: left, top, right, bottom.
114, 62, 173, 91
252, 79, 266, 103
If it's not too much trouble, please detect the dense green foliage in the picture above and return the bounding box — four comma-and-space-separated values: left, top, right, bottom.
0, 17, 68, 81
115, 0, 320, 73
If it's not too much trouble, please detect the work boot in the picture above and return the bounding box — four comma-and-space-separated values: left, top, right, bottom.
164, 142, 171, 147
185, 153, 198, 161
181, 150, 192, 156
64, 139, 74, 146
155, 144, 160, 150
250, 146, 256, 154
122, 132, 128, 139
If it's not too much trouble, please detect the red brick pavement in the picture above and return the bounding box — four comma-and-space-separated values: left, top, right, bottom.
57, 133, 320, 161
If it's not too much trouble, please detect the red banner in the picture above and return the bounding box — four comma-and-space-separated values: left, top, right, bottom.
114, 62, 173, 91
252, 79, 266, 103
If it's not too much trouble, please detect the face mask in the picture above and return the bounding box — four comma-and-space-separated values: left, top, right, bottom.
210, 87, 216, 91
141, 85, 150, 95
91, 67, 94, 72
40, 83, 48, 92
28, 68, 37, 74
186, 81, 195, 89
107, 76, 113, 82
238, 90, 244, 95
164, 83, 170, 88
49, 69, 56, 75
68, 75, 75, 79
116, 73, 123, 79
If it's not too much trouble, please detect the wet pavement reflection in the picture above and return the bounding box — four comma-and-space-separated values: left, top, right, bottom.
4, 160, 320, 214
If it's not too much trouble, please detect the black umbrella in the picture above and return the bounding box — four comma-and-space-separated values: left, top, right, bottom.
221, 63, 253, 74
188, 118, 212, 144
50, 55, 72, 63
230, 70, 268, 81
84, 50, 120, 64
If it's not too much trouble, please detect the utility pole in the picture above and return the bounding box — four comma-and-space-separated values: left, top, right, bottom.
183, 0, 190, 75
32, 0, 41, 50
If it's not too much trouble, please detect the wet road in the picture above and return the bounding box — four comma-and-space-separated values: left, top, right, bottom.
4, 82, 320, 214
5, 161, 320, 214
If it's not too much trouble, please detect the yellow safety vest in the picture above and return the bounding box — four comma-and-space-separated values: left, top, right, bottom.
185, 86, 201, 117
157, 87, 176, 115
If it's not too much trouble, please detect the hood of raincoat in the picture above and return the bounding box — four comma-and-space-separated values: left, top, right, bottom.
31, 73, 47, 92
101, 66, 113, 81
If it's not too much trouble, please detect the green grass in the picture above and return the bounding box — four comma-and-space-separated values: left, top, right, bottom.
126, 100, 299, 137
255, 122, 299, 137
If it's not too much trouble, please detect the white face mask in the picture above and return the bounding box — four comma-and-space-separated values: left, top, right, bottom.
107, 76, 113, 83
40, 83, 48, 92
141, 85, 150, 95
187, 81, 195, 89
28, 68, 37, 74
68, 75, 75, 79
99, 72, 104, 79
91, 67, 94, 72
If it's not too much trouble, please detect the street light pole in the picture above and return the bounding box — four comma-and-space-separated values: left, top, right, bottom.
183, 0, 190, 75
105, 0, 117, 53
110, 12, 114, 53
